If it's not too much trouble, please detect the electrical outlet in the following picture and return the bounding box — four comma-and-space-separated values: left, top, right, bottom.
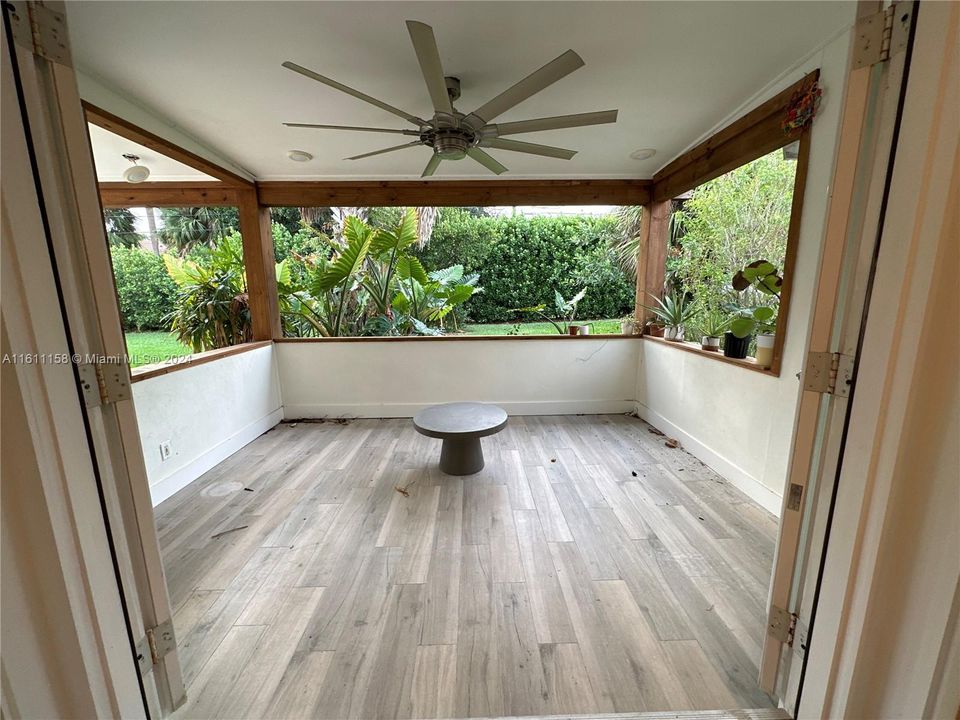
159, 441, 172, 462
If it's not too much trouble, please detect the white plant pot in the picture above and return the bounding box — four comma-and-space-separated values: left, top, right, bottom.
664, 326, 683, 341
755, 333, 776, 366
620, 320, 636, 336
701, 336, 721, 352
578, 325, 591, 335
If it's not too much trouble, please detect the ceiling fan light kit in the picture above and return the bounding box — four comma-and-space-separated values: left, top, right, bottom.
283, 20, 619, 177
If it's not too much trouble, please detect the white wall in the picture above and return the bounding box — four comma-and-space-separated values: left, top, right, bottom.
635, 26, 855, 517
277, 338, 638, 418
133, 346, 282, 505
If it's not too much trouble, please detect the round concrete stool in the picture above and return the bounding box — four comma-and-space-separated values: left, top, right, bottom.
413, 402, 508, 476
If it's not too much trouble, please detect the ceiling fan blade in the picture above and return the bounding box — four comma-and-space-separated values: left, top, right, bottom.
345, 141, 424, 161
463, 49, 584, 129
284, 122, 421, 136
422, 154, 442, 177
282, 61, 426, 126
481, 138, 577, 160
491, 109, 619, 136
467, 147, 508, 175
406, 21, 454, 116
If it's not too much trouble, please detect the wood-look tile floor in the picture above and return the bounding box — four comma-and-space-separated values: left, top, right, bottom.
159, 414, 777, 719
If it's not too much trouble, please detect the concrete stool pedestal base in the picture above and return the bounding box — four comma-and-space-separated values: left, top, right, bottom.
413, 402, 508, 476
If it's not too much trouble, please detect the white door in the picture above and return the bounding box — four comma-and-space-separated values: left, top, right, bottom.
5, 1, 185, 714
758, 1, 917, 711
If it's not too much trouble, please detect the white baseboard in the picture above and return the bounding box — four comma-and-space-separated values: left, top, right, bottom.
149, 408, 283, 506
283, 399, 634, 420
634, 402, 783, 517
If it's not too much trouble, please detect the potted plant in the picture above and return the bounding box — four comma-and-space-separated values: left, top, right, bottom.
726, 305, 776, 359
645, 319, 665, 337
620, 315, 637, 336
729, 260, 783, 365
511, 288, 587, 335
643, 291, 696, 341
697, 309, 730, 352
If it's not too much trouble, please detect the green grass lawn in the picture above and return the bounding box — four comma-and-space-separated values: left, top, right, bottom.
125, 331, 192, 367
463, 319, 622, 336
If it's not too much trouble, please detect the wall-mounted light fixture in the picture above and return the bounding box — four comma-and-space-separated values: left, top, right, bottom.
122, 153, 151, 183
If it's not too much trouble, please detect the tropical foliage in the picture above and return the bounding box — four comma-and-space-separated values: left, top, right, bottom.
669, 151, 795, 314
281, 210, 480, 337
163, 233, 255, 351
512, 288, 587, 334
159, 206, 239, 255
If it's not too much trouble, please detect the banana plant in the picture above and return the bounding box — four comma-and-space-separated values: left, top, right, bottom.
362, 209, 419, 314
302, 216, 372, 336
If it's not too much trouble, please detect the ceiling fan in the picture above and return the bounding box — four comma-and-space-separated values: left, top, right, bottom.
282, 20, 618, 177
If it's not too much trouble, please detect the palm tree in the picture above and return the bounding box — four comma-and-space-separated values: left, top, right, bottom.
159, 206, 238, 255
103, 208, 142, 248
414, 206, 438, 248
611, 205, 643, 276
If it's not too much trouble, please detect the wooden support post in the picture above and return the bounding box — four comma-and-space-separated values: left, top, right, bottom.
238, 189, 280, 340
633, 199, 672, 325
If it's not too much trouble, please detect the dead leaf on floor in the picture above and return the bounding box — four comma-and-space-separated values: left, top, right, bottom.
243, 487, 254, 492
648, 426, 665, 437
550, 458, 557, 463
631, 470, 638, 477
394, 480, 416, 497
665, 437, 681, 449
211, 525, 248, 540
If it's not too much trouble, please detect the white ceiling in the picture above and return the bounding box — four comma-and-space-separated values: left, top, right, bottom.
88, 124, 216, 182
68, 1, 854, 181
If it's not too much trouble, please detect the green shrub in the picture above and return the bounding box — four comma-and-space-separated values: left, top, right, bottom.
110, 246, 177, 331
415, 211, 633, 323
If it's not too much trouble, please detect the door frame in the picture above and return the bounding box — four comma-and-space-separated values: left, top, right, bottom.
3, 0, 184, 714
758, 0, 918, 709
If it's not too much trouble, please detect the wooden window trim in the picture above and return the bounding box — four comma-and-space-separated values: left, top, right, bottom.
635, 71, 817, 377
641, 335, 777, 377
130, 340, 272, 383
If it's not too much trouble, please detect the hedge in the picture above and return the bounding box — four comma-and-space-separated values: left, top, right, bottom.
415, 209, 634, 323
110, 246, 178, 331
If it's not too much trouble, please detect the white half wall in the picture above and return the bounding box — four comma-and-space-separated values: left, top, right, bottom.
635, 26, 854, 518
133, 345, 282, 506
277, 338, 639, 419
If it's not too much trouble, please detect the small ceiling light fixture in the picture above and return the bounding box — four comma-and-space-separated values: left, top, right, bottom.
287, 150, 314, 162
122, 153, 150, 183
629, 148, 656, 161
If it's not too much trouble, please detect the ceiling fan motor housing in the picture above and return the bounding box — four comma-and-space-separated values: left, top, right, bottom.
431, 129, 475, 160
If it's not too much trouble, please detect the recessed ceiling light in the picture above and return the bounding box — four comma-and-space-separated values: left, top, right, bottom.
287, 150, 313, 162
629, 148, 657, 161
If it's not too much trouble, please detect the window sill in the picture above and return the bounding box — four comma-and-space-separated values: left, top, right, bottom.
641, 334, 780, 377
130, 340, 272, 383
275, 334, 643, 343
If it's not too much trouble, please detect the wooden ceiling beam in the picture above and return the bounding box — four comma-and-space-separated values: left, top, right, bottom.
256, 179, 651, 207
98, 182, 240, 208
83, 101, 254, 188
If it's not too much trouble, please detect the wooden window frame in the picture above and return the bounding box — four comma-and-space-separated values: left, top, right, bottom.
635, 70, 818, 377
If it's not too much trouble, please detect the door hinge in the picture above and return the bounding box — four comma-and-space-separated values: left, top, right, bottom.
768, 604, 799, 646
135, 619, 177, 677
853, 2, 913, 69
802, 351, 854, 397
77, 361, 131, 408
7, 2, 72, 66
